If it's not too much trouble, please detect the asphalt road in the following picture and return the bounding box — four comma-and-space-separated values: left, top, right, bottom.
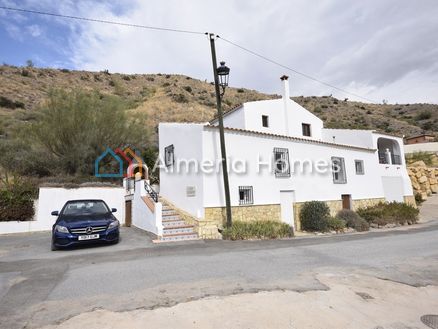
1, 220, 438, 329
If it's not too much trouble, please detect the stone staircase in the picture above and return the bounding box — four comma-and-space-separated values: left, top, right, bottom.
159, 203, 199, 242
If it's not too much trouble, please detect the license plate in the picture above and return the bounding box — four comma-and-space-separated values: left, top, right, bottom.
78, 234, 99, 241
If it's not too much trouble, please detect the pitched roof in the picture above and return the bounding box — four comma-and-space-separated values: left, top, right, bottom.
209, 103, 243, 124
204, 125, 376, 152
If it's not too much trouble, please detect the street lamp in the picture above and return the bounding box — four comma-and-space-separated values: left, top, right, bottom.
217, 61, 230, 96
209, 33, 232, 228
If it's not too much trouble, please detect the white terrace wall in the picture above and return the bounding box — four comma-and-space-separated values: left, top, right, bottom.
132, 180, 163, 236
404, 142, 438, 154
0, 186, 125, 234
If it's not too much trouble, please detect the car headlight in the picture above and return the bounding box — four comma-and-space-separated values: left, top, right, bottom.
108, 220, 119, 230
55, 225, 69, 233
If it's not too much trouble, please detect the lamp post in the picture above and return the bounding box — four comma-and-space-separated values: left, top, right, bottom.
209, 33, 232, 228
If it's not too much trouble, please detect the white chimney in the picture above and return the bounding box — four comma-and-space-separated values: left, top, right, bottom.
281, 75, 290, 100
280, 75, 290, 135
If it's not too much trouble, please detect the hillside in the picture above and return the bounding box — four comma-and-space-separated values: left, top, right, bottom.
1, 65, 437, 141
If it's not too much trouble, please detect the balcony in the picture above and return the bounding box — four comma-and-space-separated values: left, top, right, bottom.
377, 137, 402, 166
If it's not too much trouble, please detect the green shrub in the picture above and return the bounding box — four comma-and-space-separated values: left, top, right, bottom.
337, 210, 369, 231
356, 202, 419, 226
221, 220, 293, 240
21, 69, 31, 77
0, 96, 25, 109
327, 217, 346, 231
416, 111, 432, 121
0, 175, 37, 222
415, 193, 424, 205
172, 93, 188, 103
299, 201, 330, 232
183, 86, 192, 93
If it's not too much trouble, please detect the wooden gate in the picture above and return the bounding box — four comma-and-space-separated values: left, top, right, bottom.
125, 200, 132, 227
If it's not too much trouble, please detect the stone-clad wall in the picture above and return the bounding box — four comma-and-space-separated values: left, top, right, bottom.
205, 204, 281, 224
407, 161, 438, 200
173, 196, 415, 239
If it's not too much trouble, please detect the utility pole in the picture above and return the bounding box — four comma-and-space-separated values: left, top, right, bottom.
208, 33, 232, 228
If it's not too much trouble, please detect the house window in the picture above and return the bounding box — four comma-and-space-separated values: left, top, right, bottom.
262, 115, 269, 127
274, 148, 290, 177
164, 145, 174, 167
302, 123, 311, 137
332, 157, 347, 184
355, 160, 365, 175
239, 186, 253, 205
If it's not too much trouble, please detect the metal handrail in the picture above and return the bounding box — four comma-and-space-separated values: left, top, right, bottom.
144, 181, 158, 203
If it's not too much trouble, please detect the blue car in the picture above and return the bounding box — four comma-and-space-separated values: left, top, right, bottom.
51, 199, 120, 250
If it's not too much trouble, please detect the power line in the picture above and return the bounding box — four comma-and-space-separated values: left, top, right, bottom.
0, 5, 376, 103
0, 6, 205, 35
217, 35, 377, 103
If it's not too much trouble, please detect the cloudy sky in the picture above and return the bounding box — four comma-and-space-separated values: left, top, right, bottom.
1, 0, 438, 104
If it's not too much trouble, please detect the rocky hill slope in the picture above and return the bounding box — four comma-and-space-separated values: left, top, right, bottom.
1, 65, 437, 140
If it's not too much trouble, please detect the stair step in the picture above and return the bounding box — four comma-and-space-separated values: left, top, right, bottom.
163, 226, 194, 235
162, 215, 180, 221
162, 220, 187, 227
160, 232, 199, 242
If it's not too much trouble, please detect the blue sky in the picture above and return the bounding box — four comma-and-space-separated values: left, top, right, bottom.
1, 0, 438, 104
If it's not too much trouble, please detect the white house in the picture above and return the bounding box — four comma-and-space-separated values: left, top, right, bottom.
158, 76, 415, 235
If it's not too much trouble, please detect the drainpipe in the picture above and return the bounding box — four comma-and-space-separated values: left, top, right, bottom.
280, 75, 290, 135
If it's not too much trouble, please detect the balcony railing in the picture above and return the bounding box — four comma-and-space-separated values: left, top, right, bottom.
391, 154, 402, 165
378, 152, 389, 164
378, 152, 402, 165
144, 181, 158, 203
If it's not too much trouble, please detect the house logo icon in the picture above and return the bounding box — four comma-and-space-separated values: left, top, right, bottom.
95, 147, 124, 178
95, 147, 146, 178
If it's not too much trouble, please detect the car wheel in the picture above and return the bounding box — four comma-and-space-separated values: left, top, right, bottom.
51, 242, 58, 251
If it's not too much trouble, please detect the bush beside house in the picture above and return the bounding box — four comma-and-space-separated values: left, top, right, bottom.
0, 175, 37, 222
336, 209, 369, 232
221, 220, 293, 240
299, 201, 331, 232
357, 202, 419, 227
299, 200, 418, 233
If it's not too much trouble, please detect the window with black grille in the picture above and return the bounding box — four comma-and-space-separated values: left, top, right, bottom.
274, 148, 290, 177
164, 145, 174, 167
239, 186, 253, 205
262, 115, 269, 127
332, 157, 347, 184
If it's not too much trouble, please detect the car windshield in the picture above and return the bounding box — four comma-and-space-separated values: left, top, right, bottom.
62, 201, 110, 216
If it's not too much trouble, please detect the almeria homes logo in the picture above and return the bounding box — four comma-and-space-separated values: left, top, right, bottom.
95, 147, 145, 178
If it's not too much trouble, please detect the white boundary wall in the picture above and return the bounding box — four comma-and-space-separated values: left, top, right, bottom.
0, 186, 125, 234
404, 142, 438, 154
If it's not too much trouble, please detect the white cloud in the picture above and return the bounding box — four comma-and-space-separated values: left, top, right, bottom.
27, 24, 42, 37
14, 0, 438, 104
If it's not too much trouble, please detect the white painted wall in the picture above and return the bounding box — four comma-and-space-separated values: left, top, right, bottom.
381, 177, 405, 202
202, 126, 386, 208
404, 142, 438, 154
219, 79, 323, 140
0, 186, 125, 235
131, 180, 163, 236
159, 123, 205, 218
322, 129, 375, 148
